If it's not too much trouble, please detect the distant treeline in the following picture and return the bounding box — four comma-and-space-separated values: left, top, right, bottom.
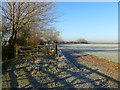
57, 42, 119, 44
57, 41, 88, 44
57, 38, 88, 44
57, 38, 118, 44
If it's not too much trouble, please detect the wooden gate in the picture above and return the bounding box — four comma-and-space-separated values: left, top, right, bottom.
14, 44, 57, 59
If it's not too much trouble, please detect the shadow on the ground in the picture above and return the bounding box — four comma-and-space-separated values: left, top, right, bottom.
2, 58, 75, 88
62, 49, 120, 87
2, 50, 120, 88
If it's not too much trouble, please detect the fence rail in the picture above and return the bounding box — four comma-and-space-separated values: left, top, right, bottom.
14, 44, 57, 59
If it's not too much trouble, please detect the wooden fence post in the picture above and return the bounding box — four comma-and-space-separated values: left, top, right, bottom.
14, 44, 18, 59
56, 44, 57, 55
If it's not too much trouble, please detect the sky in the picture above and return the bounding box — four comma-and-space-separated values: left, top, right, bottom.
54, 2, 118, 43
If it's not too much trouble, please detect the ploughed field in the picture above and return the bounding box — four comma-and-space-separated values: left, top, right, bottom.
58, 44, 119, 63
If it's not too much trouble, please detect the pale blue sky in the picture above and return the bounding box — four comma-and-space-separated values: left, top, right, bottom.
55, 2, 118, 42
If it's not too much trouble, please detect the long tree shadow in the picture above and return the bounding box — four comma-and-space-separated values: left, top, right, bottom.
37, 61, 106, 88
2, 50, 120, 89
2, 58, 34, 88
2, 59, 19, 88
58, 67, 109, 88
3, 58, 76, 88
61, 49, 120, 88
42, 70, 74, 88
20, 65, 76, 88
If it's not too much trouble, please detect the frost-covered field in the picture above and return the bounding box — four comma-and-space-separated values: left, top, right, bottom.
58, 44, 119, 63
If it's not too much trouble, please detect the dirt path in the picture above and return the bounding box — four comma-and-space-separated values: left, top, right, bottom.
61, 49, 120, 88
2, 49, 120, 88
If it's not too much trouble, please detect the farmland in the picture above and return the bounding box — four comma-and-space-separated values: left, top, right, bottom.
58, 44, 119, 63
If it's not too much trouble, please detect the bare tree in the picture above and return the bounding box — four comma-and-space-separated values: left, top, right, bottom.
39, 27, 60, 42
1, 1, 56, 47
76, 38, 88, 44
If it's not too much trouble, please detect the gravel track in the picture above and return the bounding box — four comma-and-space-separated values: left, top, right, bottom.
2, 49, 120, 89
